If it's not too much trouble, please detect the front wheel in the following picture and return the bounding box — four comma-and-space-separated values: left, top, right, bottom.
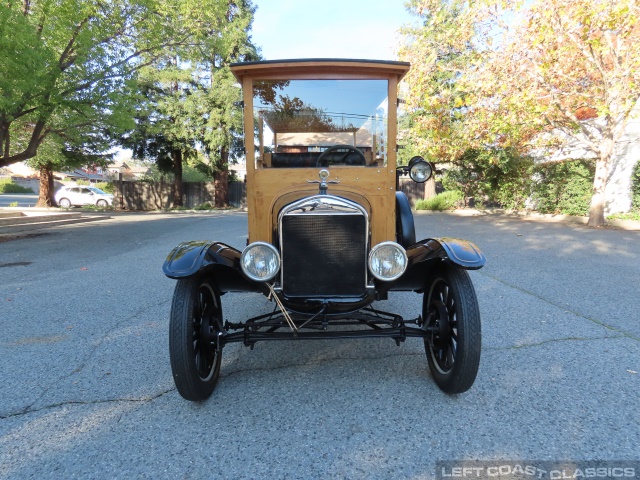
59, 198, 71, 208
169, 276, 223, 401
423, 263, 481, 394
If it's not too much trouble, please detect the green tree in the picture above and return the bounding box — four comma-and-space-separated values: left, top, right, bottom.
1, 0, 217, 206
0, 0, 199, 168
122, 0, 258, 207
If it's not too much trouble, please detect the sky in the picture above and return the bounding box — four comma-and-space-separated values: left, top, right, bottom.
250, 0, 416, 61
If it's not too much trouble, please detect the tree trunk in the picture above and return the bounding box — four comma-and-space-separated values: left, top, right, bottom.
172, 149, 183, 207
587, 154, 610, 227
425, 176, 436, 199
214, 147, 229, 208
35, 163, 55, 207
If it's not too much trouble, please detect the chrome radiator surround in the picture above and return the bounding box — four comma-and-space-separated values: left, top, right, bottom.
278, 195, 369, 297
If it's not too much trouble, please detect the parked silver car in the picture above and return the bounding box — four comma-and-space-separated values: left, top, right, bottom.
55, 186, 113, 208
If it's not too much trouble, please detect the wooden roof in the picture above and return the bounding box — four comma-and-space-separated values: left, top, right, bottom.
230, 59, 410, 81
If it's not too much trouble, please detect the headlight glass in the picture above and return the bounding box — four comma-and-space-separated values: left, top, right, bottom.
409, 157, 432, 183
240, 242, 280, 282
368, 242, 408, 282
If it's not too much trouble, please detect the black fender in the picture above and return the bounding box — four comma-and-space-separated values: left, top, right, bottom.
162, 241, 265, 294
395, 191, 416, 248
386, 237, 486, 292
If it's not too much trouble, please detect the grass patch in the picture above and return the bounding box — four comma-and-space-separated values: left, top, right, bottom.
608, 209, 640, 221
81, 204, 113, 212
415, 191, 463, 211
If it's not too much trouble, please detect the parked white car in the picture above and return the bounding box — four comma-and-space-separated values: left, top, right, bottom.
55, 186, 114, 208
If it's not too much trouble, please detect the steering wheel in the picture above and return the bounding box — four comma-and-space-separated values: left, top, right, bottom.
316, 145, 366, 167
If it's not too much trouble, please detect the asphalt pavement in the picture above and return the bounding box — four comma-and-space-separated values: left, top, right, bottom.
0, 211, 638, 479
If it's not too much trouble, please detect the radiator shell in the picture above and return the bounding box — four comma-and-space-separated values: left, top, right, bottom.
278, 196, 369, 297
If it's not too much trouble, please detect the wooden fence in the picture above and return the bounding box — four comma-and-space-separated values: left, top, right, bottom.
113, 178, 431, 211
113, 180, 217, 210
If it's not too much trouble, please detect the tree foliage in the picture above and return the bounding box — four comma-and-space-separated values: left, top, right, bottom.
400, 0, 640, 225
398, 0, 499, 162
480, 0, 640, 225
122, 0, 258, 206
0, 0, 192, 168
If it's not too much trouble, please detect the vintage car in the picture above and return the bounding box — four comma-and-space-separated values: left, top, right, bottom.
163, 59, 486, 401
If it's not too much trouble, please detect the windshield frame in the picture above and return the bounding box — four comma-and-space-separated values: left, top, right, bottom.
231, 59, 409, 176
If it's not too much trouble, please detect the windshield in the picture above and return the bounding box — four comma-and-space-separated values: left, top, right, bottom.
88, 187, 109, 195
253, 79, 389, 168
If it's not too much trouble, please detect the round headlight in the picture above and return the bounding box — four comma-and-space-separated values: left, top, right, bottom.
409, 156, 432, 183
240, 242, 281, 282
368, 242, 408, 282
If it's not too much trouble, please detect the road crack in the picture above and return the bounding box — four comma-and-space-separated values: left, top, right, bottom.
0, 388, 175, 420
485, 335, 628, 351
19, 298, 172, 416
479, 272, 640, 342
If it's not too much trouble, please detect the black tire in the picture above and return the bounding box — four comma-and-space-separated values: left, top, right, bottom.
96, 199, 108, 207
423, 263, 481, 394
169, 276, 223, 401
59, 198, 71, 208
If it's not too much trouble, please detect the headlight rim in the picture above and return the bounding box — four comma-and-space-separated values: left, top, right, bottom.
240, 241, 281, 282
408, 156, 433, 184
368, 241, 408, 282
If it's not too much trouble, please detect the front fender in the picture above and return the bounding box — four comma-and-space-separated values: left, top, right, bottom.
387, 237, 485, 292
409, 237, 486, 270
162, 241, 264, 294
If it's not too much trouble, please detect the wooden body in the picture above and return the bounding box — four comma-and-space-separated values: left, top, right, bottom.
230, 59, 410, 245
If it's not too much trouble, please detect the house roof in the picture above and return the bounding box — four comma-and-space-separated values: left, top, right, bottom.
55, 169, 106, 181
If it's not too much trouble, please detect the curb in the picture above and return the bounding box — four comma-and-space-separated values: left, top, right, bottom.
413, 209, 640, 231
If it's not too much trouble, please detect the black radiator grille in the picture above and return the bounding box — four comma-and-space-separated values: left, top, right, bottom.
281, 214, 367, 297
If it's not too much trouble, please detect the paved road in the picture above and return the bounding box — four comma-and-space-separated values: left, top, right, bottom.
0, 212, 638, 479
0, 194, 39, 208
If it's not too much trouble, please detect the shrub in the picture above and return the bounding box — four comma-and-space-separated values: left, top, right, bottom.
94, 182, 115, 193
415, 190, 463, 211
0, 179, 34, 193
441, 148, 534, 209
194, 202, 214, 210
631, 160, 640, 210
531, 160, 594, 216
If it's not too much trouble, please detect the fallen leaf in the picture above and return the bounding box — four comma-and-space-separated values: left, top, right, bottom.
627, 370, 637, 374
80, 267, 88, 271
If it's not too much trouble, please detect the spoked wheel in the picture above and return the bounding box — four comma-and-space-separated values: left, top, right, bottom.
423, 263, 481, 394
169, 276, 223, 401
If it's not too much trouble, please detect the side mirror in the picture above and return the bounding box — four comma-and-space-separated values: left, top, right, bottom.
407, 156, 433, 183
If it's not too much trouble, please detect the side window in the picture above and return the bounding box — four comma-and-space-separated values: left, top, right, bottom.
81, 188, 92, 194
70, 188, 80, 193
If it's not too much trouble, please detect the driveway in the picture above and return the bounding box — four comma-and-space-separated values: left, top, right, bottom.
0, 211, 638, 479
